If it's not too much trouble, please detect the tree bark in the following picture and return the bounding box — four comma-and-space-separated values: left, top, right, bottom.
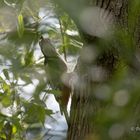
53, 0, 140, 139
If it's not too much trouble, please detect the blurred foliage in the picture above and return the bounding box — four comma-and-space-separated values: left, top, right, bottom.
0, 0, 80, 139
0, 0, 140, 140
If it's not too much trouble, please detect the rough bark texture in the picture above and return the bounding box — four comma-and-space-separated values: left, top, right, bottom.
54, 0, 140, 140
66, 1, 127, 140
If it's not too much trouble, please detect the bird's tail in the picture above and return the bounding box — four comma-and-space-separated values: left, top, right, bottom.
60, 84, 71, 123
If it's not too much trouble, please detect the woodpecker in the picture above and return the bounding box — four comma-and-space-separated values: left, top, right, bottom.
39, 36, 70, 122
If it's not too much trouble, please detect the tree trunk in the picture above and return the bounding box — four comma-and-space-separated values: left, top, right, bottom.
53, 0, 140, 139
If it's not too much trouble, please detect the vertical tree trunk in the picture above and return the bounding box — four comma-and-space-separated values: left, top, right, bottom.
67, 1, 130, 139
53, 0, 140, 139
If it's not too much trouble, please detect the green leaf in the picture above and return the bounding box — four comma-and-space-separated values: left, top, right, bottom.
2, 82, 10, 94
12, 125, 17, 134
23, 102, 47, 124
3, 69, 9, 80
24, 49, 34, 66
46, 89, 61, 97
46, 109, 53, 116
17, 13, 24, 38
2, 95, 12, 107
0, 134, 6, 139
20, 74, 32, 84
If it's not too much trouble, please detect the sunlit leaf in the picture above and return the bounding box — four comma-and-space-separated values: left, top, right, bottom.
17, 13, 24, 38
24, 49, 34, 66
2, 95, 12, 107
12, 125, 17, 134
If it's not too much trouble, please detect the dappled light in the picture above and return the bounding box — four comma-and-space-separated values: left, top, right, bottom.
108, 123, 125, 139
79, 6, 113, 38
113, 90, 130, 107
0, 0, 140, 140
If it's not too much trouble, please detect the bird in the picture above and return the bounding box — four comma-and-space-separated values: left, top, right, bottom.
39, 36, 70, 123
